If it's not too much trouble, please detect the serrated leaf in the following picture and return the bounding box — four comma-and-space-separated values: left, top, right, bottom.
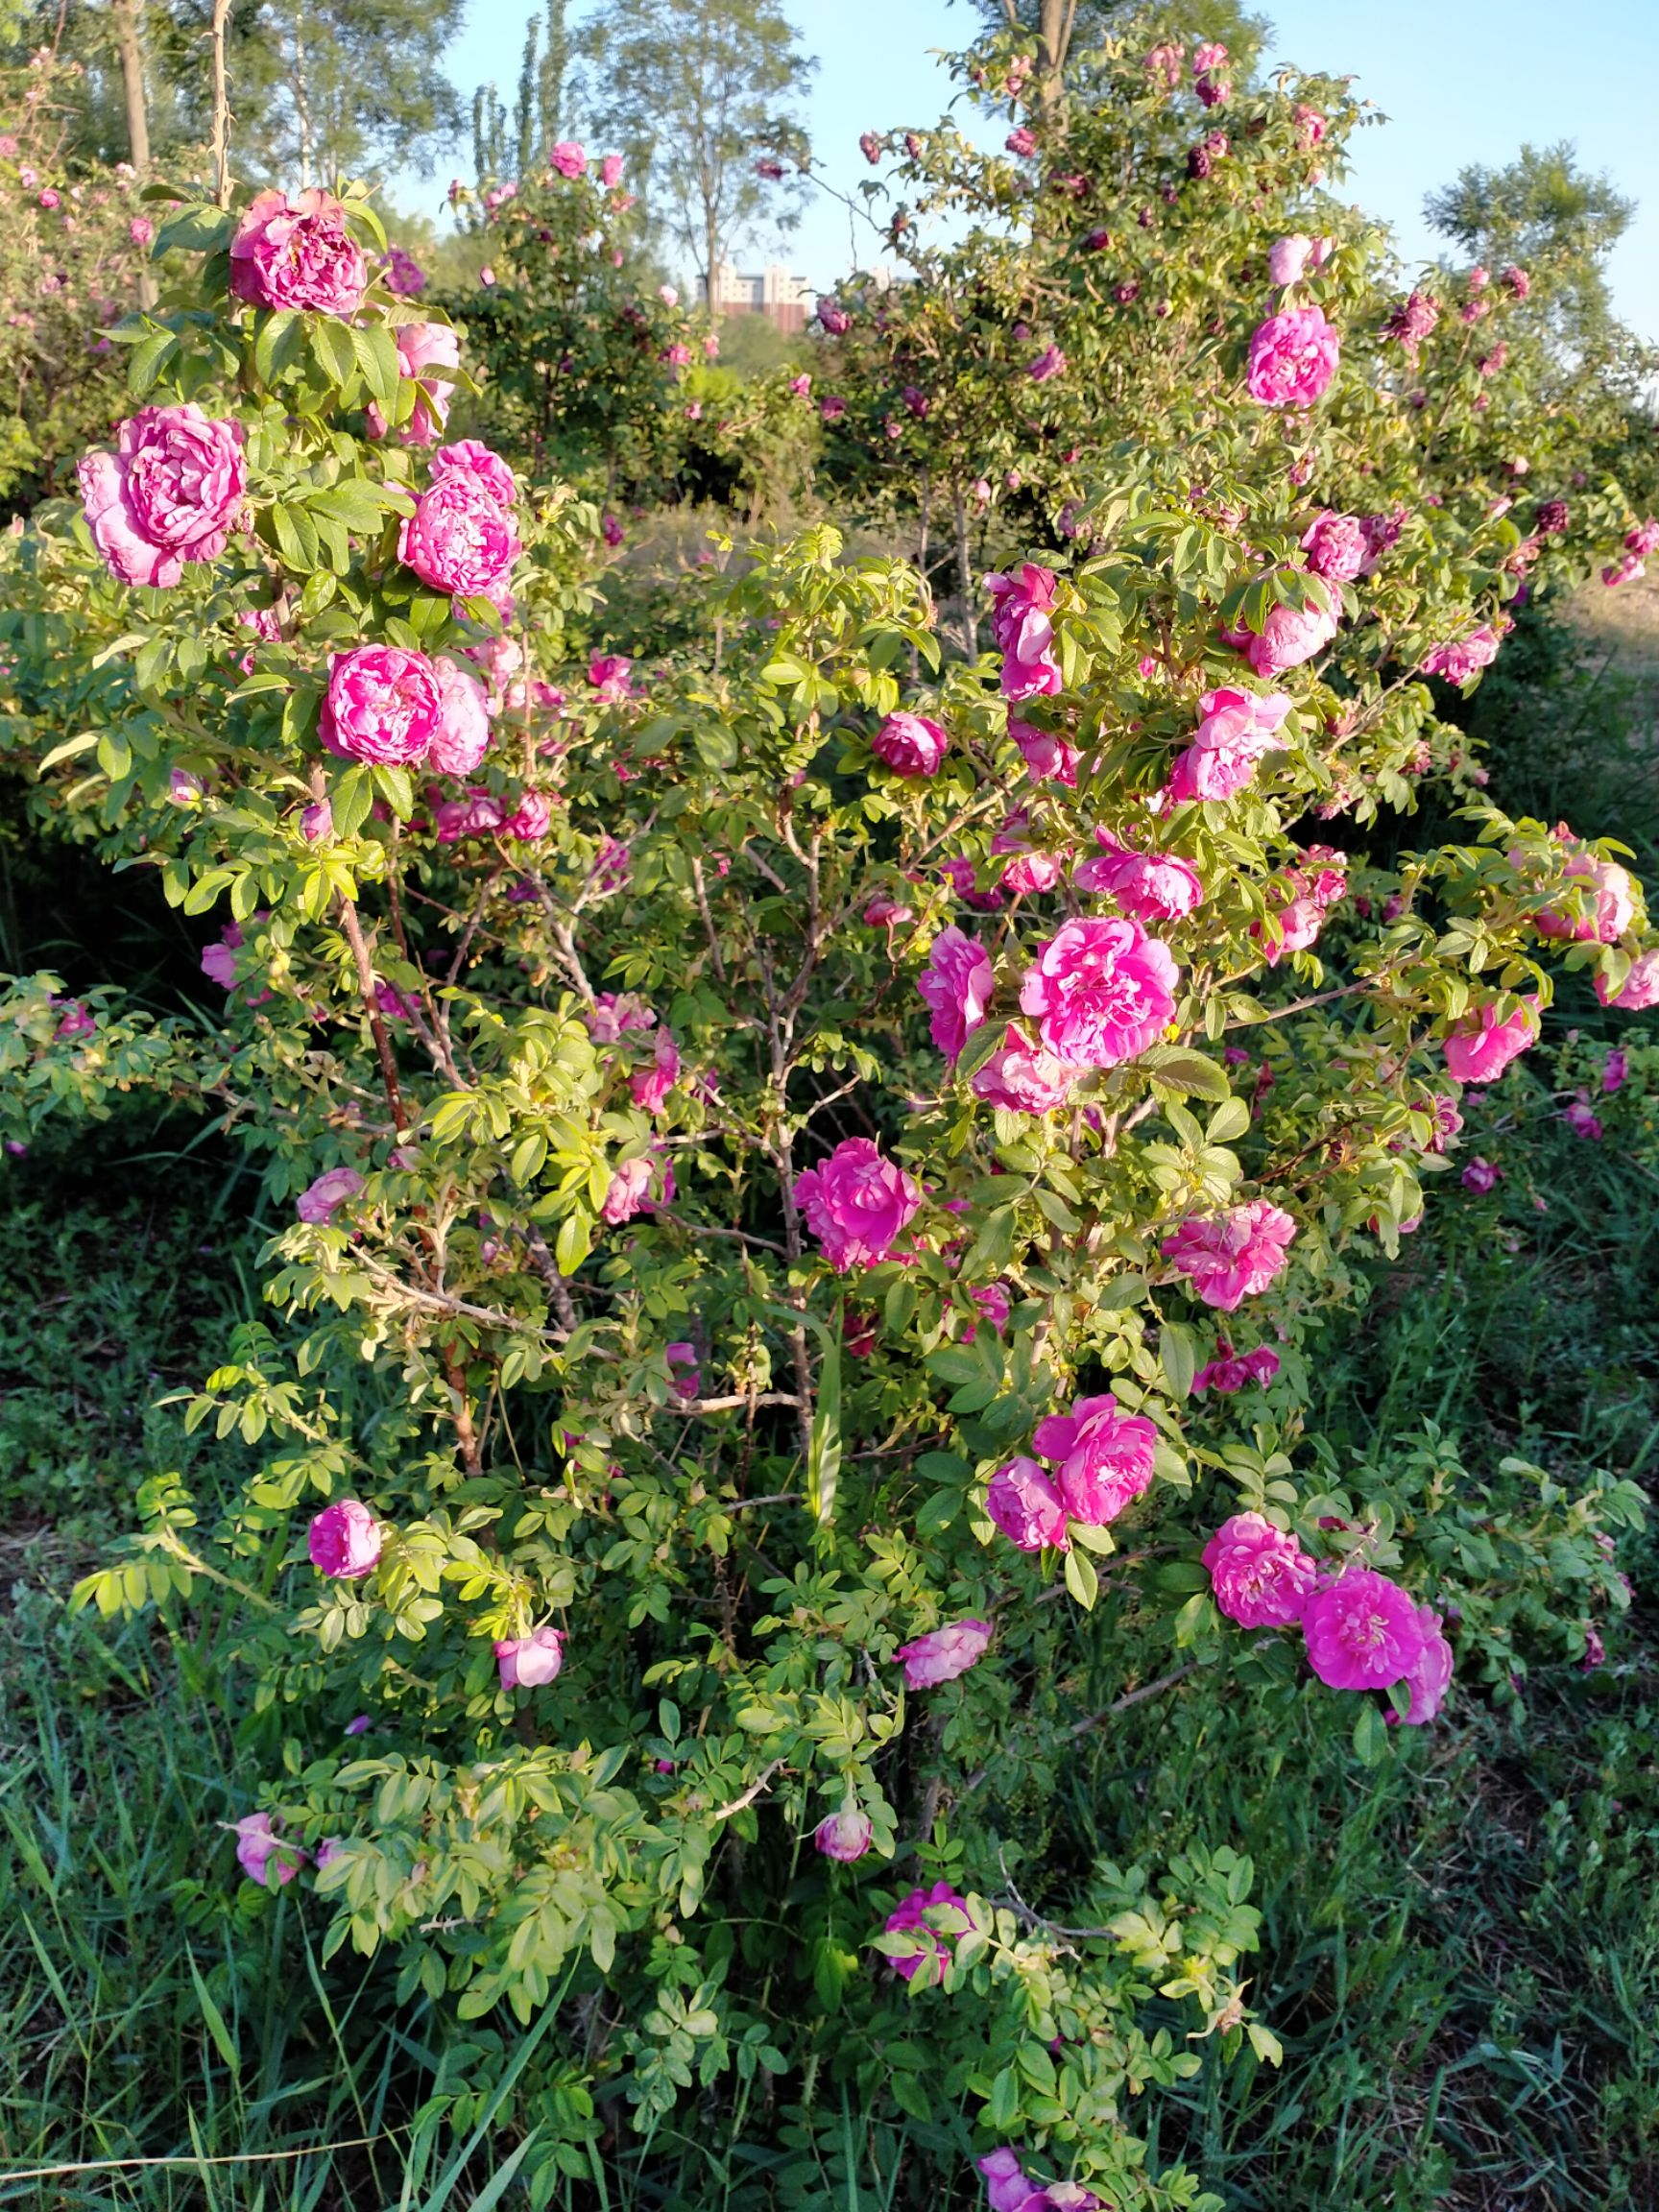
330, 763, 373, 839
1143, 1047, 1232, 1101
1064, 1545, 1098, 1611
1159, 1319, 1198, 1401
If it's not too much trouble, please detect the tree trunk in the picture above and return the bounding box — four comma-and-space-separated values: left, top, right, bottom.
113, 0, 151, 173
704, 185, 720, 319
1037, 0, 1078, 111
293, 14, 315, 187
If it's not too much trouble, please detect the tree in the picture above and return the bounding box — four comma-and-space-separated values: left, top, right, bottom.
954, 0, 1266, 102
1426, 141, 1637, 356
577, 0, 813, 306
225, 0, 468, 185
473, 0, 570, 187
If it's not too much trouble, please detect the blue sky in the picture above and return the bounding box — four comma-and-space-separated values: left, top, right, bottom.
405, 1, 1658, 337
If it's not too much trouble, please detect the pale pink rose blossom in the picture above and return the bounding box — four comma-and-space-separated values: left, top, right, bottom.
1441, 998, 1538, 1084
872, 711, 948, 776
815, 1808, 874, 1860
985, 564, 1064, 700
918, 927, 994, 1063
986, 1455, 1069, 1551
1232, 589, 1341, 677
550, 140, 588, 178
970, 1024, 1080, 1114
320, 645, 444, 767
1019, 916, 1178, 1069
1302, 1568, 1426, 1690
664, 1341, 699, 1400
78, 405, 246, 588
602, 1152, 674, 1223
307, 1498, 381, 1578
366, 322, 462, 443
297, 1166, 365, 1223
896, 1618, 993, 1686
1391, 1606, 1454, 1722
1167, 685, 1292, 803
233, 1812, 303, 1887
1421, 626, 1501, 685
1031, 1393, 1157, 1525
1162, 1200, 1297, 1310
1009, 717, 1080, 786
1245, 306, 1340, 406
426, 656, 492, 774
795, 1139, 923, 1271
1597, 950, 1659, 1010
883, 1881, 968, 1982
1301, 512, 1369, 582
600, 154, 624, 186
495, 1625, 565, 1688
229, 188, 366, 315
629, 1028, 680, 1113
1267, 234, 1315, 286
1074, 830, 1203, 921
1202, 1511, 1316, 1626
1534, 853, 1636, 944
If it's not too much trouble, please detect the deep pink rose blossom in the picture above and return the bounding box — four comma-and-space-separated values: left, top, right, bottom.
815, 1808, 874, 1861
230, 188, 366, 315
1302, 1568, 1426, 1691
1009, 718, 1080, 786
400, 472, 520, 597
873, 711, 948, 776
430, 439, 517, 510
1233, 589, 1341, 677
1167, 686, 1292, 803
918, 927, 994, 1063
629, 1028, 680, 1114
795, 1139, 923, 1271
1246, 306, 1339, 406
986, 1456, 1069, 1551
1301, 512, 1369, 582
320, 645, 444, 767
896, 1618, 993, 1687
1535, 853, 1636, 944
1163, 1200, 1297, 1310
1074, 830, 1203, 921
1461, 1156, 1501, 1193
297, 1166, 365, 1223
308, 1498, 381, 1578
1031, 1393, 1157, 1525
1442, 998, 1538, 1084
971, 1024, 1080, 1114
882, 1881, 969, 1982
78, 405, 246, 588
1597, 950, 1659, 1010
550, 140, 587, 178
495, 1626, 565, 1688
1391, 1606, 1454, 1723
234, 1812, 303, 1888
1421, 626, 1501, 685
1203, 1512, 1316, 1626
1019, 917, 1177, 1069
986, 565, 1063, 700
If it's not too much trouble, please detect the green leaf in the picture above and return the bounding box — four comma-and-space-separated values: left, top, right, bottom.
1160, 1320, 1198, 1401
129, 328, 181, 398
252, 308, 304, 386
807, 1316, 841, 1530
310, 316, 359, 392
1143, 1047, 1232, 1101
330, 763, 373, 839
554, 1213, 591, 1276
1064, 1545, 1099, 1611
351, 323, 401, 411
37, 732, 101, 774
1207, 1096, 1252, 1144
1352, 1700, 1389, 1767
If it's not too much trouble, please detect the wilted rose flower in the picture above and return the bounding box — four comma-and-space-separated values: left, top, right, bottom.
297, 1166, 365, 1223
795, 1139, 923, 1271
1442, 998, 1538, 1084
815, 1807, 874, 1861
1031, 1393, 1157, 1525
1162, 1200, 1297, 1310
882, 1881, 968, 1981
1074, 830, 1203, 921
1203, 1512, 1316, 1626
1302, 1569, 1426, 1691
1500, 263, 1530, 298
229, 188, 366, 315
895, 1618, 993, 1687
321, 645, 444, 767
233, 1812, 303, 1887
872, 711, 948, 776
859, 131, 882, 164
1005, 127, 1037, 156
589, 652, 633, 701
602, 1151, 674, 1224
1563, 1096, 1603, 1140
1167, 686, 1292, 802
1301, 511, 1369, 582
1019, 916, 1178, 1069
985, 564, 1063, 700
1027, 343, 1067, 382
1382, 288, 1440, 354
1246, 306, 1340, 406
970, 1023, 1079, 1114
496, 1625, 565, 1687
1460, 1156, 1501, 1192
986, 1455, 1069, 1550
78, 405, 246, 588
366, 322, 461, 444
918, 927, 994, 1063
307, 1498, 381, 1578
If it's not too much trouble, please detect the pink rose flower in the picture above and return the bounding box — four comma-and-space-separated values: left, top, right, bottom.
1391, 1606, 1454, 1723
1027, 343, 1067, 382
815, 1808, 874, 1861
1162, 1200, 1297, 1310
1193, 1345, 1280, 1393
1597, 950, 1659, 1010
919, 927, 995, 1063
1603, 1048, 1628, 1095
1202, 1511, 1317, 1626
495, 1625, 565, 1688
1245, 306, 1340, 407
1074, 830, 1203, 921
1019, 916, 1178, 1069
986, 564, 1063, 700
978, 2149, 1104, 2212
1009, 718, 1080, 786
367, 321, 462, 444
426, 655, 492, 774
883, 1881, 969, 1982
1268, 233, 1315, 286
321, 645, 444, 767
307, 1498, 381, 1578
1535, 853, 1635, 945
970, 1023, 1080, 1115
629, 1028, 680, 1113
301, 800, 332, 842
550, 140, 588, 178
971, 1283, 1012, 1333
1300, 511, 1369, 582
297, 1165, 365, 1223
1167, 686, 1292, 803
1302, 1568, 1426, 1691
600, 154, 624, 186
229, 187, 366, 316
873, 711, 949, 776
1031, 1393, 1157, 1526
1293, 104, 1327, 147
602, 1151, 674, 1223
1383, 289, 1440, 353
1441, 998, 1538, 1085
233, 1812, 303, 1887
664, 1340, 700, 1400
1005, 127, 1037, 156
78, 404, 246, 588
896, 1618, 993, 1687
795, 1139, 923, 1271
1461, 1156, 1500, 1193
1421, 626, 1501, 685
589, 652, 634, 701
1563, 1096, 1602, 1140
1233, 589, 1341, 677
129, 214, 155, 248
399, 471, 520, 598
431, 439, 517, 510
986, 1455, 1069, 1551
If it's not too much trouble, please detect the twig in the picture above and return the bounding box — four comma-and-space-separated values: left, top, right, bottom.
676, 1392, 802, 1415
1069, 1662, 1196, 1736
0, 2129, 408, 2183
713, 1757, 786, 1820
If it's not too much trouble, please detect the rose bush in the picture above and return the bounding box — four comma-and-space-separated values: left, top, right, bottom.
0, 19, 1650, 2209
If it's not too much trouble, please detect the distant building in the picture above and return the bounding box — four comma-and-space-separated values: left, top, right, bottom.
707, 260, 812, 332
